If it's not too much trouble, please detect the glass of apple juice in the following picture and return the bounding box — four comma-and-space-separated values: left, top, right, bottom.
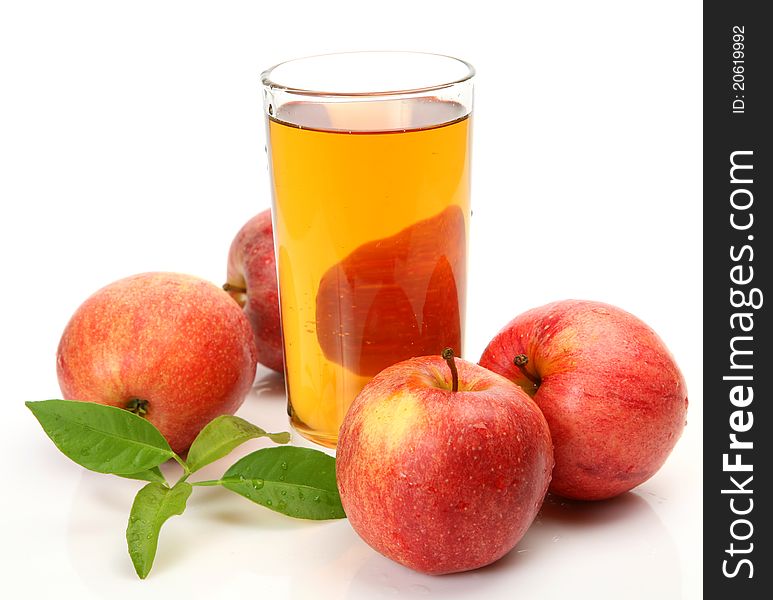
261, 52, 474, 447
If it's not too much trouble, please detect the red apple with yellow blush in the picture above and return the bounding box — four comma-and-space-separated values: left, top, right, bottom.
336, 350, 553, 575
479, 299, 687, 501
56, 272, 258, 454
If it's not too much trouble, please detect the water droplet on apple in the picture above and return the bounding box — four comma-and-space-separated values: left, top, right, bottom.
280, 461, 288, 470
266, 499, 273, 506
313, 495, 321, 503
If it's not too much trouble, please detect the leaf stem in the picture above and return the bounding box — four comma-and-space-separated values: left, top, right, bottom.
190, 479, 223, 487
172, 453, 191, 476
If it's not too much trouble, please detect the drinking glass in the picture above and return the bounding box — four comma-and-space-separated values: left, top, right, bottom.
261, 51, 474, 447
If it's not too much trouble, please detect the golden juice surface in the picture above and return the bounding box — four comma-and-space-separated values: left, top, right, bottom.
268, 98, 471, 447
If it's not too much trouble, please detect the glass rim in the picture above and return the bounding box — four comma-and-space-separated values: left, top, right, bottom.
260, 51, 475, 98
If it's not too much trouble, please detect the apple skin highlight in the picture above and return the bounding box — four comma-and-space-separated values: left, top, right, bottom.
56, 272, 258, 454
336, 355, 553, 575
480, 299, 688, 501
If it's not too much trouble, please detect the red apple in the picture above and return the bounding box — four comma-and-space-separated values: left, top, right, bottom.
316, 205, 466, 377
56, 272, 258, 454
225, 210, 283, 373
479, 299, 687, 501
336, 350, 553, 575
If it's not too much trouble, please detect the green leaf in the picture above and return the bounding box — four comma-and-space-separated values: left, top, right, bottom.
219, 446, 345, 520
186, 415, 290, 473
117, 466, 167, 484
126, 481, 192, 579
26, 400, 175, 475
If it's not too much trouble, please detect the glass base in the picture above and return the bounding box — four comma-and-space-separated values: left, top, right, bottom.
290, 415, 338, 449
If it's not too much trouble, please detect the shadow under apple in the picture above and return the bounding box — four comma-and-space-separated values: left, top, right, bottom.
346, 491, 682, 600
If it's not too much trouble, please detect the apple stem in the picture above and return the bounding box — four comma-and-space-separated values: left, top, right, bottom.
126, 398, 149, 417
441, 348, 459, 393
513, 354, 540, 387
223, 283, 247, 294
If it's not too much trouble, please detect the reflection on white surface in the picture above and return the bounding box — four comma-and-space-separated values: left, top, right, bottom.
347, 494, 681, 599
61, 371, 684, 599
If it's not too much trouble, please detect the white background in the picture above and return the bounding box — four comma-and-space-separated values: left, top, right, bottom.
0, 1, 702, 598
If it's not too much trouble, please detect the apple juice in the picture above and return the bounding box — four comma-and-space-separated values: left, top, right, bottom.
268, 98, 471, 447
